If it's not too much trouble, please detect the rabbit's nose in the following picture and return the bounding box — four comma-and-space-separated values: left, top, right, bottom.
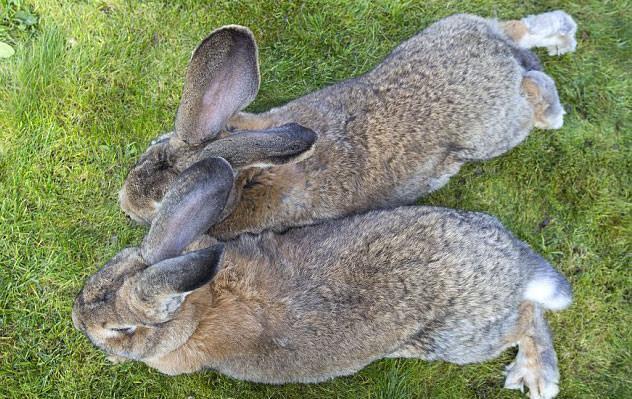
118, 188, 152, 225
71, 308, 83, 331
118, 187, 131, 212
124, 210, 150, 225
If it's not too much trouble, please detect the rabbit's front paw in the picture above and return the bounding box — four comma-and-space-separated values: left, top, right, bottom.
106, 354, 130, 364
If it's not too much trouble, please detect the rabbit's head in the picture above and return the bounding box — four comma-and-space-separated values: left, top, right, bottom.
119, 25, 257, 224
118, 133, 178, 224
120, 25, 317, 225
75, 158, 233, 361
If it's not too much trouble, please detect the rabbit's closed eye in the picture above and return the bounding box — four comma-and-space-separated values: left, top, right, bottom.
109, 326, 136, 334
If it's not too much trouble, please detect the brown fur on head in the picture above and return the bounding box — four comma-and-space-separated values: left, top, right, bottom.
75, 158, 232, 360
119, 124, 317, 225
72, 245, 223, 361
118, 136, 178, 224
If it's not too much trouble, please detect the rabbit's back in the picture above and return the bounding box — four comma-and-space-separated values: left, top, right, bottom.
261, 15, 534, 216
365, 13, 530, 148
210, 207, 545, 381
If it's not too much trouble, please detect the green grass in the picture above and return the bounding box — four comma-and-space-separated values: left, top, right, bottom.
0, 0, 630, 397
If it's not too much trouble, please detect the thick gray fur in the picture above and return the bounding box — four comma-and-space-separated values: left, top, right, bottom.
119, 12, 574, 237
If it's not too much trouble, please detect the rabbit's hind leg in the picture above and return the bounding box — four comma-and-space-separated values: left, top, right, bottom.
504, 303, 561, 399
501, 11, 577, 56
522, 71, 565, 130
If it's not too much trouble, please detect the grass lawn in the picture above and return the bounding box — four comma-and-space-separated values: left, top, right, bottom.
1, 0, 630, 397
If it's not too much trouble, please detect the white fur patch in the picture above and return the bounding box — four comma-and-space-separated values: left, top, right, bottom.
247, 161, 276, 169
541, 381, 561, 399
101, 329, 121, 339
427, 173, 452, 193
524, 277, 571, 311
547, 110, 565, 130
150, 132, 173, 146
118, 187, 128, 207
535, 108, 565, 130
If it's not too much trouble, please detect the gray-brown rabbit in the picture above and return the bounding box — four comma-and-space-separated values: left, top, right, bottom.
119, 11, 577, 239
76, 158, 572, 399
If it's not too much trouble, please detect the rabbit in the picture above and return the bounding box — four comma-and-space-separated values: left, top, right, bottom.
76, 157, 572, 399
118, 11, 577, 239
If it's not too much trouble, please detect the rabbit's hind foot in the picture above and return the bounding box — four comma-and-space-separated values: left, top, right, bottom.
504, 303, 560, 399
502, 11, 577, 56
522, 71, 565, 130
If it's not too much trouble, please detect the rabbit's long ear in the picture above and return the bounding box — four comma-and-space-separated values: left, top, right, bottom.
141, 158, 234, 264
134, 244, 224, 319
175, 25, 260, 145
198, 123, 318, 169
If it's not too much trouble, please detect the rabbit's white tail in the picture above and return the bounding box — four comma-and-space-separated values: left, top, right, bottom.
524, 265, 572, 311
